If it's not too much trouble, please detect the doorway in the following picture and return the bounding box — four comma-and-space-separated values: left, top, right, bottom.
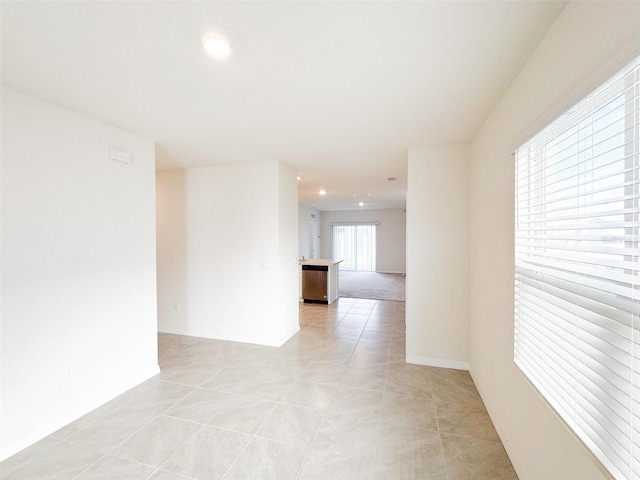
332, 224, 376, 271
309, 220, 319, 259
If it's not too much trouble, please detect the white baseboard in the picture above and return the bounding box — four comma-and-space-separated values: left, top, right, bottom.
406, 355, 470, 371
157, 326, 187, 336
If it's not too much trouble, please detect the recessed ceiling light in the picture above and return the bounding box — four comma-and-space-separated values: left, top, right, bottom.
319, 189, 327, 196
358, 202, 364, 207
200, 33, 232, 58
296, 176, 301, 181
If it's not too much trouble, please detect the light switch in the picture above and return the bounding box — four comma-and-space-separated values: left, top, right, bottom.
109, 147, 131, 164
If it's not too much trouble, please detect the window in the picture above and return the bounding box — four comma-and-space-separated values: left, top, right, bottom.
332, 223, 377, 271
514, 55, 639, 480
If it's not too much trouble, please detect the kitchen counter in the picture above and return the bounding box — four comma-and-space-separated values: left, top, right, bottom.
299, 259, 343, 267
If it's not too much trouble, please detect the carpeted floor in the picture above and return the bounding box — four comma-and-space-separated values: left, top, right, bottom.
338, 270, 406, 302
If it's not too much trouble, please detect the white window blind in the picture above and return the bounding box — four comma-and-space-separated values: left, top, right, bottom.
514, 55, 640, 480
332, 223, 377, 271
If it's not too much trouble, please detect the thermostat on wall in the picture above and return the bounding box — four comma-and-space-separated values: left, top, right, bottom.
109, 147, 132, 164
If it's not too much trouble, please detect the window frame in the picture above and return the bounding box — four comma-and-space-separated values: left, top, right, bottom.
514, 54, 640, 480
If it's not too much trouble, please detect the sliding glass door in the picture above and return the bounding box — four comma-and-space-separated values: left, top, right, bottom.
332, 224, 376, 271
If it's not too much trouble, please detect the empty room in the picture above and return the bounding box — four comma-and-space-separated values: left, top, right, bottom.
2, 2, 640, 479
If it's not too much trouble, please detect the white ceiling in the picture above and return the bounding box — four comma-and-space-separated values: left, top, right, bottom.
1, 1, 566, 211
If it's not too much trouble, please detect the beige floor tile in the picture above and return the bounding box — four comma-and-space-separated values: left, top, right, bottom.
162, 362, 225, 386
207, 395, 278, 434
193, 347, 242, 366
362, 323, 394, 333
385, 363, 432, 398
349, 350, 389, 369
361, 332, 392, 345
434, 389, 500, 442
278, 340, 321, 360
66, 404, 160, 453
281, 379, 338, 410
317, 337, 358, 353
430, 367, 482, 400
389, 340, 406, 357
301, 324, 336, 335
51, 402, 120, 440
373, 423, 446, 480
199, 365, 263, 394
164, 388, 233, 424
381, 391, 439, 431
161, 425, 251, 480
238, 375, 296, 402
367, 315, 394, 324
257, 404, 324, 449
255, 356, 311, 378
349, 307, 376, 315
114, 379, 194, 413
298, 450, 373, 480
222, 437, 307, 480
74, 455, 156, 479
329, 384, 384, 419
0, 436, 63, 476
339, 318, 368, 327
354, 338, 391, 354
342, 314, 371, 325
299, 362, 347, 384
111, 415, 201, 467
441, 434, 518, 480
309, 348, 354, 365
358, 337, 392, 348
359, 329, 393, 341
341, 365, 387, 392
372, 306, 397, 315
310, 412, 379, 461
388, 357, 407, 370
0, 441, 101, 480
149, 470, 196, 480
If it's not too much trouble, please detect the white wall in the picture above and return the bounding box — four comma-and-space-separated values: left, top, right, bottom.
469, 2, 640, 479
320, 209, 406, 273
406, 145, 470, 370
156, 160, 299, 347
156, 168, 188, 333
298, 205, 321, 260
1, 86, 159, 460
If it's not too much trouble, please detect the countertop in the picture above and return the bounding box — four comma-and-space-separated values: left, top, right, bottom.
299, 259, 343, 266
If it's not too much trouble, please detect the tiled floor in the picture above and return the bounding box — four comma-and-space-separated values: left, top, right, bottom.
0, 298, 517, 479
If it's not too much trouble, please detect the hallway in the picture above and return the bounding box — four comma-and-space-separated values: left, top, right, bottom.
0, 299, 515, 479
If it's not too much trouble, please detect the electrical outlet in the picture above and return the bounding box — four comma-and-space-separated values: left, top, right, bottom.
173, 301, 180, 311
68, 359, 79, 376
